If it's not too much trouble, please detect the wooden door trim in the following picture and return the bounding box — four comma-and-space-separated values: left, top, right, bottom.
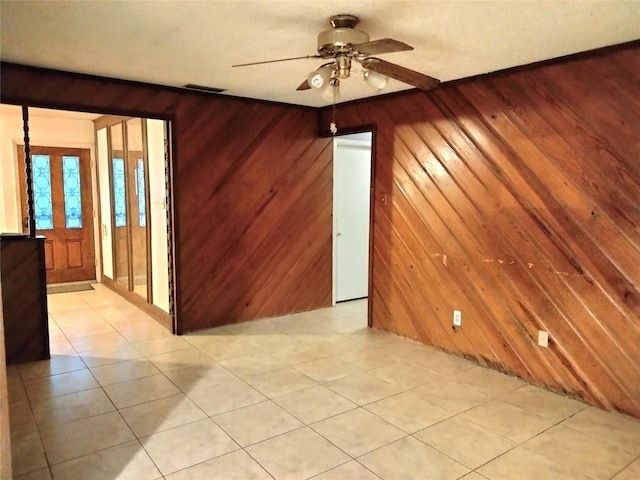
141, 120, 153, 304
108, 123, 130, 290
123, 120, 134, 291
101, 274, 170, 329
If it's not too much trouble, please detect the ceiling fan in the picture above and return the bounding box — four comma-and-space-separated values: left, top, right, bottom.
232, 14, 440, 94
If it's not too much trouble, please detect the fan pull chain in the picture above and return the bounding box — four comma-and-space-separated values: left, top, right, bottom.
330, 81, 338, 135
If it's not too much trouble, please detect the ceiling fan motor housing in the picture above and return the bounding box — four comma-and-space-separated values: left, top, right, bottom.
317, 14, 369, 56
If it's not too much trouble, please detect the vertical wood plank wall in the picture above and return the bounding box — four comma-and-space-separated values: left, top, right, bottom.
0, 64, 333, 333
320, 44, 640, 416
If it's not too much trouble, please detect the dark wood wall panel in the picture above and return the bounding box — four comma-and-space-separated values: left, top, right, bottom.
1, 63, 333, 333
321, 44, 640, 416
1, 236, 50, 364
174, 98, 333, 330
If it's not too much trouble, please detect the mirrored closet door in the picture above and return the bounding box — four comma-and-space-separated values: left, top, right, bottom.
95, 116, 171, 324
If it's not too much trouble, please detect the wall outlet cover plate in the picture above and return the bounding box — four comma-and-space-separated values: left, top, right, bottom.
453, 310, 462, 327
537, 330, 549, 347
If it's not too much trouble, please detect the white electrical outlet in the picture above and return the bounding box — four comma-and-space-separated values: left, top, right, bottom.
453, 310, 462, 327
537, 330, 549, 348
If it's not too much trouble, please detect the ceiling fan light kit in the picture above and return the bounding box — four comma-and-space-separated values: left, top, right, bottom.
363, 69, 389, 92
233, 14, 440, 96
307, 64, 334, 91
232, 14, 440, 135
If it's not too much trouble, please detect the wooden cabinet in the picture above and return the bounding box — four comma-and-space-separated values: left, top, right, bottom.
0, 234, 50, 364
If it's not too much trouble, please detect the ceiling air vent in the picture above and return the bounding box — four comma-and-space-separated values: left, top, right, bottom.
182, 83, 226, 94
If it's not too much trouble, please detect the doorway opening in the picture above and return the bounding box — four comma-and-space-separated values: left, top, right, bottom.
95, 116, 172, 326
0, 105, 176, 331
332, 131, 373, 305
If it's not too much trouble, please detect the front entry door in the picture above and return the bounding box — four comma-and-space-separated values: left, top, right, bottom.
17, 146, 96, 284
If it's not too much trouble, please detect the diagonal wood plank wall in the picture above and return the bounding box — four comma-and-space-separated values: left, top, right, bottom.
320, 44, 640, 416
0, 64, 333, 333
173, 97, 333, 330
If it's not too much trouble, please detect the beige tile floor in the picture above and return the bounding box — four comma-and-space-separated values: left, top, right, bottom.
7, 284, 640, 480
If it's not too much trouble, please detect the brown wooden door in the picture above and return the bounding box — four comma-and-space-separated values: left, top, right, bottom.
17, 146, 96, 284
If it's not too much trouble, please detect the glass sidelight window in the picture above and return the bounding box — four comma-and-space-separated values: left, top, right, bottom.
62, 155, 82, 229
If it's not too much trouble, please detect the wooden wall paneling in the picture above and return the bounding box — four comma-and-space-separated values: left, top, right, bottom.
254, 144, 333, 314
422, 93, 598, 394
450, 76, 640, 398
319, 44, 640, 416
439, 82, 635, 409
181, 136, 332, 327
1, 236, 50, 364
174, 101, 333, 330
506, 74, 640, 245
0, 67, 174, 118
389, 104, 562, 386
486, 74, 640, 325
0, 273, 9, 480
174, 108, 289, 293
385, 133, 484, 349
472, 76, 640, 408
463, 76, 637, 410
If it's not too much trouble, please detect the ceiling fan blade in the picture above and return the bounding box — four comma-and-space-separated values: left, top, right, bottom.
354, 38, 413, 56
232, 55, 321, 67
361, 58, 440, 91
296, 78, 311, 91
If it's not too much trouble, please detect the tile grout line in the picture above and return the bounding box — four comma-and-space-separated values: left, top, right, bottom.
42, 293, 156, 473
464, 406, 593, 478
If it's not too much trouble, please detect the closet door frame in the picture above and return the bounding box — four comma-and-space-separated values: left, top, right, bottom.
94, 114, 172, 329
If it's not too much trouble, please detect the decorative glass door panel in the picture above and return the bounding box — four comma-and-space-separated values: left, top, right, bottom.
31, 154, 54, 230
62, 155, 83, 229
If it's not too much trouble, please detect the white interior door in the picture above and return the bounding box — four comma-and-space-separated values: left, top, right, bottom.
333, 133, 372, 302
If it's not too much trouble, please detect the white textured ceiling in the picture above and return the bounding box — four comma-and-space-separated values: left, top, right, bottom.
1, 0, 638, 108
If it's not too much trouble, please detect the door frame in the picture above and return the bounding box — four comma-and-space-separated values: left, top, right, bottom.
3, 102, 177, 334
16, 145, 96, 284
14, 141, 101, 284
331, 129, 376, 329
